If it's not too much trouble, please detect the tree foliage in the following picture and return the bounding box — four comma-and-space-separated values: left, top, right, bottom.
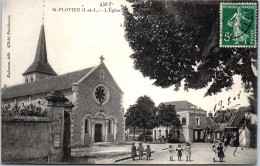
125, 95, 183, 142
122, 1, 257, 100
157, 103, 181, 129
134, 95, 157, 130
125, 105, 139, 130
125, 95, 157, 141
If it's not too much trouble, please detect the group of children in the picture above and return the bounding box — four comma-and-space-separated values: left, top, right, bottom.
131, 143, 151, 161
169, 142, 191, 161
131, 142, 225, 162
211, 142, 225, 162
131, 142, 191, 162
169, 142, 225, 162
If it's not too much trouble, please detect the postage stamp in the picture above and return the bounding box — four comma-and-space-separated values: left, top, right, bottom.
220, 3, 257, 47
1, 0, 258, 164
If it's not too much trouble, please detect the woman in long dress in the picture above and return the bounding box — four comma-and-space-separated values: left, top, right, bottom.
227, 7, 251, 44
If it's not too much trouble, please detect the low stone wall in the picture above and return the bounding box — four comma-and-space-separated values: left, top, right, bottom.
2, 116, 51, 163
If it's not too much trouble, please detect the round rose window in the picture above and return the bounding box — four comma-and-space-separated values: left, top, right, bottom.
93, 85, 109, 105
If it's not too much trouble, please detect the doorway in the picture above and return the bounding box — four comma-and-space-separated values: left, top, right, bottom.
95, 124, 102, 142
193, 129, 204, 142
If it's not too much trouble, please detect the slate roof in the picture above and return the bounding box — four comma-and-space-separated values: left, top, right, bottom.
206, 117, 217, 128
2, 67, 94, 99
214, 112, 231, 124
226, 107, 249, 128
163, 100, 206, 112
214, 123, 228, 131
214, 110, 227, 117
23, 25, 57, 76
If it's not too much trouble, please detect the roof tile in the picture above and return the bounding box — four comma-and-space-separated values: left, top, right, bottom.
2, 67, 94, 99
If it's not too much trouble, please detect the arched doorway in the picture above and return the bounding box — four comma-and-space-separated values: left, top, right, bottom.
93, 114, 106, 143
95, 124, 102, 142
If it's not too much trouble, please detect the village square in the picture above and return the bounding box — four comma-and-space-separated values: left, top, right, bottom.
1, 0, 258, 165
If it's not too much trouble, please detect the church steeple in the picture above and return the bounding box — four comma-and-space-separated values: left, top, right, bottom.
34, 25, 48, 63
23, 24, 57, 82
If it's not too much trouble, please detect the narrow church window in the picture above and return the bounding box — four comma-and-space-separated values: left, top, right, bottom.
30, 76, 33, 82
108, 120, 111, 134
25, 77, 28, 82
99, 70, 105, 80
85, 119, 88, 133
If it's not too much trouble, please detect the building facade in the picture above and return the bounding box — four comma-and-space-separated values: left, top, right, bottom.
153, 100, 207, 143
1, 24, 125, 148
208, 107, 257, 147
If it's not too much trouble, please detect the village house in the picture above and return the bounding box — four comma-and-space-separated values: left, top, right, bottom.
208, 106, 257, 147
153, 100, 208, 143
1, 24, 125, 149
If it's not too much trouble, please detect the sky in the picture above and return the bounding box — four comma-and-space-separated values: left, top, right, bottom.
1, 0, 254, 113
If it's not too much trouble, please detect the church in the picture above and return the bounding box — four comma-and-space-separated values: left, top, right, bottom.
1, 24, 125, 148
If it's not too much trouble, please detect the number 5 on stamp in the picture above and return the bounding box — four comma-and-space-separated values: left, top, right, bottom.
220, 3, 257, 48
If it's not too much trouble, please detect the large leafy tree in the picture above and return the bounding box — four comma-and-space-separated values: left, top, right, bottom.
125, 105, 139, 140
125, 95, 157, 141
122, 1, 257, 102
157, 103, 181, 142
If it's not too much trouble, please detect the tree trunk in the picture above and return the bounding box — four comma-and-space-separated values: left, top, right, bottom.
245, 56, 257, 100
166, 125, 169, 143
143, 128, 146, 142
133, 126, 136, 141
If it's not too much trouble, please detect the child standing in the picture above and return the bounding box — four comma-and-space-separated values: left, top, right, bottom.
169, 145, 174, 161
137, 143, 144, 160
217, 142, 225, 162
145, 145, 151, 160
212, 144, 217, 162
184, 142, 191, 161
176, 144, 183, 161
131, 143, 137, 161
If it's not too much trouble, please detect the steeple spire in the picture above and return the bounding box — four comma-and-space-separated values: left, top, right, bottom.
23, 25, 57, 77
34, 25, 48, 63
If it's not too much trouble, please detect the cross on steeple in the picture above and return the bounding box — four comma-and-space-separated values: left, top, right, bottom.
42, 0, 45, 23
100, 55, 105, 63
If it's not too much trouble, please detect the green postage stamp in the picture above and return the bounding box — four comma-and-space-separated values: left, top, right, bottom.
220, 3, 257, 47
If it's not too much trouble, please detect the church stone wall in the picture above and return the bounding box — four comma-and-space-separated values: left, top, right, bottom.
71, 64, 125, 147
